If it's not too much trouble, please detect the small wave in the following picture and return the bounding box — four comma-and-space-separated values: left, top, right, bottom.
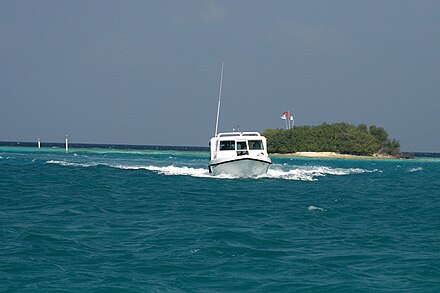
408, 167, 423, 172
110, 164, 152, 170
308, 205, 325, 211
46, 160, 99, 168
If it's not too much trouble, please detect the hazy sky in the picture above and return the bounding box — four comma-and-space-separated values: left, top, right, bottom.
1, 1, 439, 151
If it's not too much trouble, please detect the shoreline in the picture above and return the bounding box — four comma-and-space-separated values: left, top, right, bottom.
270, 151, 396, 159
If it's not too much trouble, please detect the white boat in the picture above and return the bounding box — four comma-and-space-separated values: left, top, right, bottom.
208, 63, 272, 177
209, 131, 272, 176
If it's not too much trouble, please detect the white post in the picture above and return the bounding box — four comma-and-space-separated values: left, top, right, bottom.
38, 138, 41, 149
214, 62, 224, 136
65, 135, 69, 154
287, 111, 291, 129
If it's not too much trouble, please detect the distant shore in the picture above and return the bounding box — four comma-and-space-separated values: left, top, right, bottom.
270, 152, 396, 159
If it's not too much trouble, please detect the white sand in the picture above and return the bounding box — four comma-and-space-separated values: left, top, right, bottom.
272, 152, 394, 159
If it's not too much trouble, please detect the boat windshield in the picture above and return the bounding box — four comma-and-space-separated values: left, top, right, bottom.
237, 141, 247, 150
219, 140, 235, 151
236, 141, 248, 156
249, 140, 263, 150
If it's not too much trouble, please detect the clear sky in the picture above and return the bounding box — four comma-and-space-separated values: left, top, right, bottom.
1, 1, 439, 151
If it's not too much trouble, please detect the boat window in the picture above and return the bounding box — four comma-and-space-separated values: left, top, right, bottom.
237, 141, 247, 150
219, 140, 235, 151
236, 141, 248, 156
249, 140, 263, 150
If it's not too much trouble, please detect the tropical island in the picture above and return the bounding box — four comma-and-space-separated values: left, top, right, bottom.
262, 122, 401, 158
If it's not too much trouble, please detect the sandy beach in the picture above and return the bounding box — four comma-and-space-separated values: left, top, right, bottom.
271, 152, 395, 159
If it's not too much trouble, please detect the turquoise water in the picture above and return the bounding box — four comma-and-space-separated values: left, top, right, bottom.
1, 146, 440, 292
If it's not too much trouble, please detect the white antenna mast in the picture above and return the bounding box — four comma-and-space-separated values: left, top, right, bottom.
214, 62, 224, 136
65, 135, 69, 154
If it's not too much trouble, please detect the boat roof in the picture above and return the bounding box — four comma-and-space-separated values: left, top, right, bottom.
215, 132, 262, 138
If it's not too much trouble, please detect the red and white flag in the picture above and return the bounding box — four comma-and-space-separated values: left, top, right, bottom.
289, 115, 294, 121
281, 112, 289, 120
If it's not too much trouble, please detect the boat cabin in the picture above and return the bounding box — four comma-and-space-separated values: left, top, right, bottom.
210, 132, 269, 160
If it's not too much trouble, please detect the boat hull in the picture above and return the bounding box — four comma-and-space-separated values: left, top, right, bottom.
209, 157, 271, 177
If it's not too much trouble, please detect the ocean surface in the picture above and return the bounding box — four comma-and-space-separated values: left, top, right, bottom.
1, 145, 440, 292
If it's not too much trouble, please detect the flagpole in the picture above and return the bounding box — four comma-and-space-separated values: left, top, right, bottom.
287, 111, 291, 129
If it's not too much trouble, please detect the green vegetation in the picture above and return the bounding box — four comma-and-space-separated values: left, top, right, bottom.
262, 122, 401, 156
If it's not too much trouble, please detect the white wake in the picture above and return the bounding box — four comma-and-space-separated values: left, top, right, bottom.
113, 164, 213, 178
46, 160, 378, 181
261, 165, 379, 181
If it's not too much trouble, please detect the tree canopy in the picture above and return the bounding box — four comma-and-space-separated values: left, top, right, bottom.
262, 122, 400, 156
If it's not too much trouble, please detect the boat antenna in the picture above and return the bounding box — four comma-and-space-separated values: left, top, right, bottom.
214, 62, 224, 136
